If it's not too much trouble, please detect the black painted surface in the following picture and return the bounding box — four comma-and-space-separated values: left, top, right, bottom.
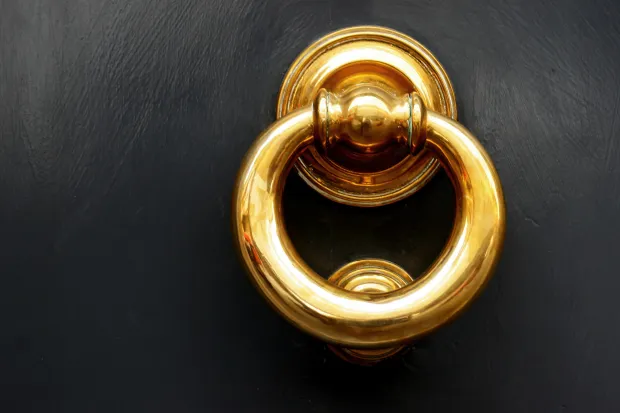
2, 0, 620, 411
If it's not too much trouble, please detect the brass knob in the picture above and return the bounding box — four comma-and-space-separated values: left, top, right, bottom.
232, 26, 506, 365
313, 87, 427, 156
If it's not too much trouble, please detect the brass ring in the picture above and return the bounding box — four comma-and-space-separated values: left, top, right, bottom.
233, 27, 505, 364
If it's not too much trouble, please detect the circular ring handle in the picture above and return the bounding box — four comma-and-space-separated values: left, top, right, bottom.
233, 95, 505, 348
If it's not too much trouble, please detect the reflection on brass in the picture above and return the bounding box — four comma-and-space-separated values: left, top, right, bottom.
232, 26, 506, 364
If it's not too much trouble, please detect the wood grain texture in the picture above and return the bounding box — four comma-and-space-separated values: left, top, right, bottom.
1, 0, 620, 411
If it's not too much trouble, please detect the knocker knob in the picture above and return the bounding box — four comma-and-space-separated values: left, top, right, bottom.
233, 26, 506, 365
313, 86, 428, 157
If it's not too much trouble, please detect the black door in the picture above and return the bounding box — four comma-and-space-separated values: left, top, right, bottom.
2, 1, 619, 411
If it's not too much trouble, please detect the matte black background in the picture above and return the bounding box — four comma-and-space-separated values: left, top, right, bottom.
2, 0, 620, 411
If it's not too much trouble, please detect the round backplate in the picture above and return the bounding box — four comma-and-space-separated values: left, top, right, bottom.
277, 26, 457, 207
327, 259, 415, 365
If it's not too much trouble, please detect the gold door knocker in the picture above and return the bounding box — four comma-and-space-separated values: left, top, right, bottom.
232, 26, 506, 365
